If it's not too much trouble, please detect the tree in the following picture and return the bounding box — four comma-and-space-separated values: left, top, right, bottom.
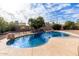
0, 17, 8, 33
19, 24, 26, 33
8, 21, 17, 31
28, 18, 35, 28
63, 21, 77, 30
75, 19, 79, 29
28, 16, 45, 30
52, 24, 62, 30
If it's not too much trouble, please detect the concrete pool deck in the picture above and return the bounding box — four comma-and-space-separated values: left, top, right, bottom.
0, 30, 79, 56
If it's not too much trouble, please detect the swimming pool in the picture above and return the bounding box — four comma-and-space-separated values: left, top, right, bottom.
6, 31, 69, 48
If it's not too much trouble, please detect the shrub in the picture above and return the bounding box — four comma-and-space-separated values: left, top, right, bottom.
63, 21, 77, 30
52, 24, 62, 30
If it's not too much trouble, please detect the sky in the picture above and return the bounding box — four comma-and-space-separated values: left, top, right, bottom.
0, 0, 79, 25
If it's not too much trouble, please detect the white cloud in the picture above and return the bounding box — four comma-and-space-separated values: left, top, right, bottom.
0, 3, 78, 24
72, 14, 79, 18
76, 4, 79, 7
0, 0, 26, 13
0, 3, 31, 23
56, 4, 70, 10
45, 4, 70, 12
61, 8, 75, 14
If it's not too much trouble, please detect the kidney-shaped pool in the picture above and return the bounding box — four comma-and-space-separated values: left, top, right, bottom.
6, 31, 69, 48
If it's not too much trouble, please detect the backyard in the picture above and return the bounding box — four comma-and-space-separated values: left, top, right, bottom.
0, 16, 79, 55
0, 3, 79, 56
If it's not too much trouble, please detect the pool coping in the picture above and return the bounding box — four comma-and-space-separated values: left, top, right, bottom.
10, 30, 75, 40
58, 31, 79, 37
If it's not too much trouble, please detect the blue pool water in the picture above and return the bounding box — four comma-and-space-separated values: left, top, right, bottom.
6, 31, 69, 48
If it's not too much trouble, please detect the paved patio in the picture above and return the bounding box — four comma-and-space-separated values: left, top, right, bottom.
0, 30, 79, 56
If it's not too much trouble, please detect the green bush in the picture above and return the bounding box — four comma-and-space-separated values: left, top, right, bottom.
0, 17, 9, 33
52, 24, 62, 30
63, 21, 77, 30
